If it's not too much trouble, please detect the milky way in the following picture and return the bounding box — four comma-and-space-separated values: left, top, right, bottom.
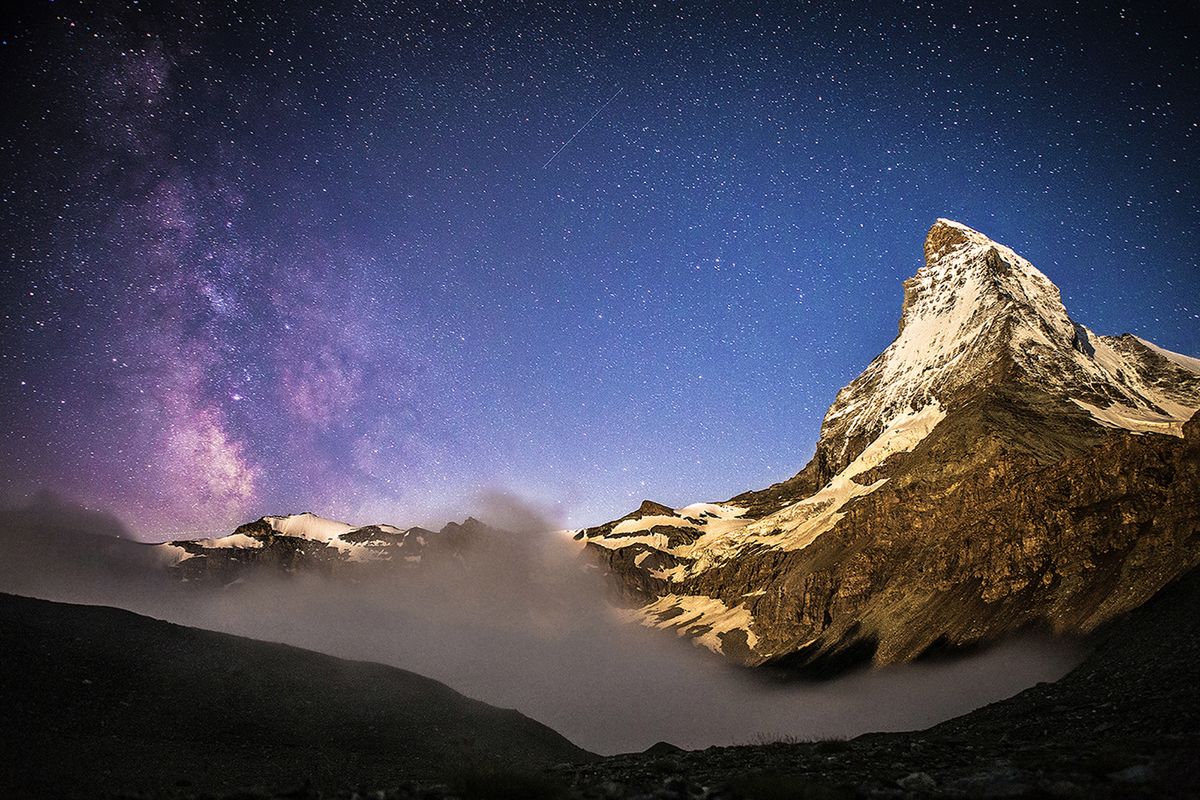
2, 1, 1198, 538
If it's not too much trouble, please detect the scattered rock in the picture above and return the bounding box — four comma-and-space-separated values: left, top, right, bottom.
896, 772, 936, 792
1108, 763, 1153, 784
1045, 780, 1084, 798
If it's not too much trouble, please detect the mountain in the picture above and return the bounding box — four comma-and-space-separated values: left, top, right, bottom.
0, 592, 593, 799
577, 219, 1200, 671
158, 512, 496, 583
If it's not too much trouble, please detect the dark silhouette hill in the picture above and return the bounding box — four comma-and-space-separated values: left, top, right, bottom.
0, 592, 593, 799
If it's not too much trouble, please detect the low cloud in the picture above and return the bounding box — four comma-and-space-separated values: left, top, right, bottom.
0, 492, 1081, 755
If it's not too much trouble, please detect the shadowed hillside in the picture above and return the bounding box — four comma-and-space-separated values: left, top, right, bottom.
0, 593, 593, 799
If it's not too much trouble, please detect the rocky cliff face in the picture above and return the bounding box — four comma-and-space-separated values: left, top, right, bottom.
578, 219, 1200, 670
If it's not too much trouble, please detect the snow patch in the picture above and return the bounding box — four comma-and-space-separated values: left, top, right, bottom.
263, 512, 354, 541
592, 502, 750, 553
586, 533, 672, 551
746, 401, 946, 550
1071, 399, 1189, 437
648, 563, 691, 582
193, 533, 264, 549
154, 543, 196, 566
611, 514, 696, 535
634, 594, 759, 655
677, 502, 745, 520
324, 535, 388, 563
607, 503, 748, 538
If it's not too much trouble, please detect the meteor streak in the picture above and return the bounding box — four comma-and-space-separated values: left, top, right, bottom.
542, 87, 623, 168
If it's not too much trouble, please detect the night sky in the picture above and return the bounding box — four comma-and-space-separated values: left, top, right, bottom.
2, 1, 1198, 539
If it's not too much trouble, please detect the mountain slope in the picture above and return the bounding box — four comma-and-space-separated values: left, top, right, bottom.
560, 566, 1200, 799
0, 592, 593, 799
578, 220, 1200, 670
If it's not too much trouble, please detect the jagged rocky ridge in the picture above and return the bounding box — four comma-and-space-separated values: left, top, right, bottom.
159, 512, 496, 583
577, 219, 1200, 670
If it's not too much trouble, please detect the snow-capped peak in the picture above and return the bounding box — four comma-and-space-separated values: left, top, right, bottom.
824, 221, 1060, 461
160, 514, 497, 576
925, 217, 1016, 256
904, 218, 1071, 338
819, 219, 1200, 475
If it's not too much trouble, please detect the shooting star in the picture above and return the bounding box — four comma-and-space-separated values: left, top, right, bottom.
542, 87, 623, 168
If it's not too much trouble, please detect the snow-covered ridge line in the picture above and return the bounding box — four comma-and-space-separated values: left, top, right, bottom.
195, 533, 263, 549
1063, 331, 1200, 438
261, 512, 355, 541
829, 219, 1200, 448
1135, 336, 1200, 375
680, 401, 947, 569
161, 512, 449, 566
585, 402, 948, 573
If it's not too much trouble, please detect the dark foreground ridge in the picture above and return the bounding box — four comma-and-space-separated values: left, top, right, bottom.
0, 593, 593, 799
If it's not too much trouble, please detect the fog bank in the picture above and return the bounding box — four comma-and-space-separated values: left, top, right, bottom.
0, 495, 1081, 754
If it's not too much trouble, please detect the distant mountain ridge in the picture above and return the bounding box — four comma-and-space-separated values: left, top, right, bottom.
157, 511, 496, 583
577, 219, 1200, 671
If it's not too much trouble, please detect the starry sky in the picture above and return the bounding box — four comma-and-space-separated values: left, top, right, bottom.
2, 1, 1198, 540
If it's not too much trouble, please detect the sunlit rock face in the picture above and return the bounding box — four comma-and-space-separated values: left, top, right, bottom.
577, 220, 1200, 671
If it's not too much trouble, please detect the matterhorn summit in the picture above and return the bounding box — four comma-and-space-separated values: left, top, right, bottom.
817, 218, 1200, 480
